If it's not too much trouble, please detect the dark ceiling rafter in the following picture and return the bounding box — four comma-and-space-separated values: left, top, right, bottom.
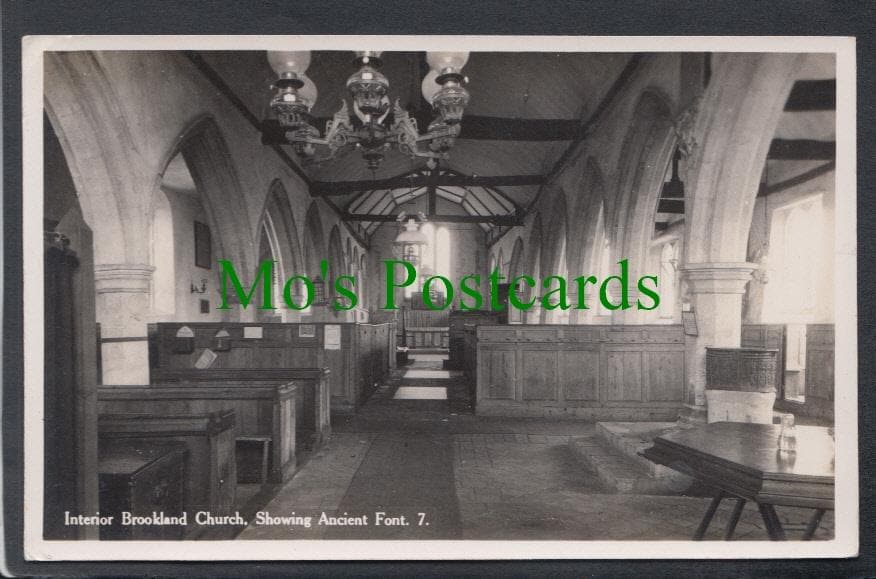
183, 52, 374, 250
784, 79, 836, 112
343, 213, 524, 226
767, 138, 835, 161
311, 171, 546, 196
544, 54, 645, 186
519, 53, 645, 221
183, 51, 311, 187
759, 161, 835, 197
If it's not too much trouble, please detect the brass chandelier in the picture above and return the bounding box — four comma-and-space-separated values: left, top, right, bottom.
267, 50, 471, 170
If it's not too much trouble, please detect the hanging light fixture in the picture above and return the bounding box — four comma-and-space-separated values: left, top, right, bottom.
391, 212, 429, 266
267, 50, 471, 170
657, 147, 685, 214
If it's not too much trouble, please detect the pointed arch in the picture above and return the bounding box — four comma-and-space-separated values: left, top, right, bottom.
508, 236, 525, 280
259, 179, 304, 280
685, 53, 805, 263
303, 201, 327, 277
176, 115, 254, 276
44, 52, 151, 264
611, 89, 677, 281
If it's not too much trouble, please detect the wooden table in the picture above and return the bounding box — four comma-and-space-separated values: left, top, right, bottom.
642, 422, 834, 541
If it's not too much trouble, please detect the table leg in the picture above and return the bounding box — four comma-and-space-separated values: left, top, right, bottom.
802, 509, 826, 541
694, 490, 725, 540
724, 498, 747, 540
757, 503, 787, 541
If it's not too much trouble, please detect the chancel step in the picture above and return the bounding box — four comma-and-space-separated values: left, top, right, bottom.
569, 423, 693, 495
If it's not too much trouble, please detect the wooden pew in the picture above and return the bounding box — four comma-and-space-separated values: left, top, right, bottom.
471, 324, 687, 420
150, 367, 330, 449
98, 383, 298, 484
97, 410, 236, 537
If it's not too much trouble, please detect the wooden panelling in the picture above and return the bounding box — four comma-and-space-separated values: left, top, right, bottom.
741, 324, 785, 390
648, 350, 684, 401
449, 311, 501, 368
150, 367, 331, 450
560, 349, 599, 401
149, 321, 394, 413
471, 325, 686, 417
482, 349, 516, 400
98, 383, 298, 483
805, 324, 835, 409
605, 350, 643, 401
522, 350, 558, 400
98, 410, 236, 536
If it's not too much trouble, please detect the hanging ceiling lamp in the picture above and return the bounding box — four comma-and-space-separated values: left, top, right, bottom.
392, 212, 429, 265
266, 50, 471, 170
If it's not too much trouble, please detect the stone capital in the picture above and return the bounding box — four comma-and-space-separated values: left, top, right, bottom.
681, 262, 755, 295
93, 263, 154, 294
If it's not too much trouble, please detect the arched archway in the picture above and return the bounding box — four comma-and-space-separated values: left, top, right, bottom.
611, 90, 678, 304
523, 213, 544, 323
327, 225, 348, 318
564, 159, 609, 323
508, 236, 525, 279
303, 201, 327, 277
679, 53, 805, 410
176, 116, 255, 278
259, 180, 304, 280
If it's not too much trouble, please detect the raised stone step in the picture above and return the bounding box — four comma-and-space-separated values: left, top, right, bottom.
596, 421, 684, 478
569, 434, 691, 495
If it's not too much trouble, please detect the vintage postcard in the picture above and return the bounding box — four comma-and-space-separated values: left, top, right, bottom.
19, 35, 856, 562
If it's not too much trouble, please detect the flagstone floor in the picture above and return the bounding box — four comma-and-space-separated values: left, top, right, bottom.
237, 354, 834, 542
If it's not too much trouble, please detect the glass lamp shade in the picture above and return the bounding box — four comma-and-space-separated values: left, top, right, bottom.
420, 68, 441, 104
433, 83, 470, 124
267, 51, 312, 77
355, 50, 384, 63
426, 51, 470, 74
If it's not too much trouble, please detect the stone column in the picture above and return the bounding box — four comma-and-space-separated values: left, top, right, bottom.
94, 264, 154, 385
680, 262, 755, 420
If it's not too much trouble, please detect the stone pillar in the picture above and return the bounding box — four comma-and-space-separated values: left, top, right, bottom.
94, 264, 154, 385
680, 262, 755, 420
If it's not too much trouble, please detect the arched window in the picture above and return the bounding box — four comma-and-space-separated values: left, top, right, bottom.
259, 215, 285, 320
406, 222, 451, 298
762, 194, 825, 323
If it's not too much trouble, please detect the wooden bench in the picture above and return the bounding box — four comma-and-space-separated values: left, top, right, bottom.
150, 367, 331, 451
99, 383, 297, 484
98, 410, 236, 537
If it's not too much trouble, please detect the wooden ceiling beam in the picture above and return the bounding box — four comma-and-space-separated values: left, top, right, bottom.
784, 79, 836, 112
342, 213, 524, 226
312, 173, 545, 195
768, 138, 835, 160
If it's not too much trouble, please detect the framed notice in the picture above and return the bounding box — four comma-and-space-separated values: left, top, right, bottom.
324, 324, 341, 350
194, 220, 211, 269
682, 310, 698, 336
299, 324, 316, 338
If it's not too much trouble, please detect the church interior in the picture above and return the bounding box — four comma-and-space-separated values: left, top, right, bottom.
42, 48, 837, 542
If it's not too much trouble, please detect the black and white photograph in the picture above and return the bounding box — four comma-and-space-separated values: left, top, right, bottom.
19, 34, 857, 561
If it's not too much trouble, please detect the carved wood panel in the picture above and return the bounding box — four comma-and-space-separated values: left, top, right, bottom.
647, 350, 684, 401
522, 350, 558, 400
559, 349, 599, 401
604, 350, 643, 402
482, 349, 516, 400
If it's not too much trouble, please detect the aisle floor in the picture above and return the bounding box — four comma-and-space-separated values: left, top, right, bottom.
238, 354, 833, 541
